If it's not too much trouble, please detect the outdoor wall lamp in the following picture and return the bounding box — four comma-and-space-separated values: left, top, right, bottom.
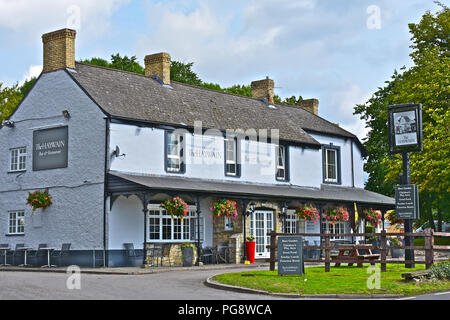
2, 120, 15, 128
248, 202, 256, 214
62, 110, 71, 119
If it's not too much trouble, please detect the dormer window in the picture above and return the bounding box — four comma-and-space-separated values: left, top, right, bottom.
323, 145, 341, 184
225, 137, 240, 177
275, 144, 289, 181
166, 131, 185, 173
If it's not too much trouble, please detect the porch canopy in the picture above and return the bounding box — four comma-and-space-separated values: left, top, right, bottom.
108, 172, 394, 209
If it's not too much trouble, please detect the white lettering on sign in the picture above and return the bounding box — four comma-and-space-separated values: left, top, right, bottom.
35, 140, 66, 151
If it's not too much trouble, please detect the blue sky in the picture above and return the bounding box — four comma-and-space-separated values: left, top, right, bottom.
0, 0, 442, 140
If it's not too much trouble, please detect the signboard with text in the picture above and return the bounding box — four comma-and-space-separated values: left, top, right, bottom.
388, 104, 423, 154
33, 126, 69, 171
277, 236, 304, 276
395, 184, 419, 220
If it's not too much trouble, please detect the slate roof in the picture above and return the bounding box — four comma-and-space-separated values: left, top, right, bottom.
109, 172, 395, 207
68, 62, 364, 151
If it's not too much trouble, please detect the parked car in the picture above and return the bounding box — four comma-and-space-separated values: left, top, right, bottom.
415, 221, 450, 233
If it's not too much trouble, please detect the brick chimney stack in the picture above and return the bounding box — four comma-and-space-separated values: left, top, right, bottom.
42, 28, 76, 73
298, 98, 319, 116
251, 77, 275, 105
144, 52, 171, 85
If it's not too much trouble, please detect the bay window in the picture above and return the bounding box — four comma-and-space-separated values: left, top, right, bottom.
148, 206, 203, 242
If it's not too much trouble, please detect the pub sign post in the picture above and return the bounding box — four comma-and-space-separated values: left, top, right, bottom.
388, 103, 422, 268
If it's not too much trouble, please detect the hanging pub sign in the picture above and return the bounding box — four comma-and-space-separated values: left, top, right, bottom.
388, 103, 423, 154
395, 184, 420, 220
33, 126, 69, 171
277, 236, 304, 276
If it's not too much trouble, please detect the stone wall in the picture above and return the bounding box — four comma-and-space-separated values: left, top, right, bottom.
146, 243, 197, 267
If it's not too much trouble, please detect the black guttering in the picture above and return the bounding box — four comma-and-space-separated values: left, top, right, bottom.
103, 116, 110, 266
109, 115, 322, 150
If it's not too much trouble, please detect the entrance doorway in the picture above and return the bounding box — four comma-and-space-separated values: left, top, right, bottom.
250, 210, 274, 259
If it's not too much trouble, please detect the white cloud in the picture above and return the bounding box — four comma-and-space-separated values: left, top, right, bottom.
20, 65, 43, 85
0, 0, 130, 42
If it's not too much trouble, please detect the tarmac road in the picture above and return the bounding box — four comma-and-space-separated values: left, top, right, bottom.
0, 267, 448, 301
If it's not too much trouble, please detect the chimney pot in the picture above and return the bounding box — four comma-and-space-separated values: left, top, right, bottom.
144, 52, 171, 85
42, 28, 76, 73
251, 77, 275, 105
298, 98, 319, 115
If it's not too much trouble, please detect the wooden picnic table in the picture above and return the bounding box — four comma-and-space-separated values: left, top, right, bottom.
331, 244, 380, 267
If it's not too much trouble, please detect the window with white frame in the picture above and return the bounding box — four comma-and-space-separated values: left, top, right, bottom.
323, 146, 339, 183
148, 206, 198, 242
276, 145, 286, 180
9, 147, 27, 172
8, 211, 25, 235
225, 138, 237, 176
224, 216, 234, 231
166, 132, 184, 173
322, 220, 346, 239
284, 211, 298, 234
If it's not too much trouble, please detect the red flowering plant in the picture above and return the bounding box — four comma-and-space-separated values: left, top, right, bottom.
385, 210, 403, 225
210, 199, 238, 223
361, 208, 382, 227
323, 206, 349, 224
26, 189, 52, 212
295, 204, 320, 224
160, 196, 189, 220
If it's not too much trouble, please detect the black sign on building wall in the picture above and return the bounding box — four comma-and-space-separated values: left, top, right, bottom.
33, 126, 69, 171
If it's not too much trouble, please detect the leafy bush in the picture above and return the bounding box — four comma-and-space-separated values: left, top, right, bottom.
430, 261, 450, 280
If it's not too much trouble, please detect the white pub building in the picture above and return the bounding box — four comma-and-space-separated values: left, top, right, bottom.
0, 29, 394, 267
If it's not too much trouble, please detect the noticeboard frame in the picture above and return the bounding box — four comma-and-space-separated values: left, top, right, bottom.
388, 103, 423, 154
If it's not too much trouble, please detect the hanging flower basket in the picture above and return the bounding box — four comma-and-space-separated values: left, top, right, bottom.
361, 208, 382, 227
210, 199, 238, 223
323, 206, 349, 224
295, 204, 320, 224
160, 197, 189, 220
385, 210, 403, 225
26, 189, 52, 212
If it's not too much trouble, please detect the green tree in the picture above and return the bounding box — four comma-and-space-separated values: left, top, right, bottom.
354, 6, 450, 229
0, 83, 24, 123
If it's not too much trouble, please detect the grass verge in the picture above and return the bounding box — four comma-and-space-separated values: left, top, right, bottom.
213, 264, 450, 296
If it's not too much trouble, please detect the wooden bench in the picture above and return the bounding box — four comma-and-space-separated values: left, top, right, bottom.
401, 270, 431, 281
331, 245, 380, 267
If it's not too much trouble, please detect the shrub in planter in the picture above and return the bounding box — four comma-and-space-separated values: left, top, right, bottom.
323, 206, 349, 224
160, 197, 189, 220
210, 199, 238, 223
26, 189, 52, 212
295, 204, 320, 225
